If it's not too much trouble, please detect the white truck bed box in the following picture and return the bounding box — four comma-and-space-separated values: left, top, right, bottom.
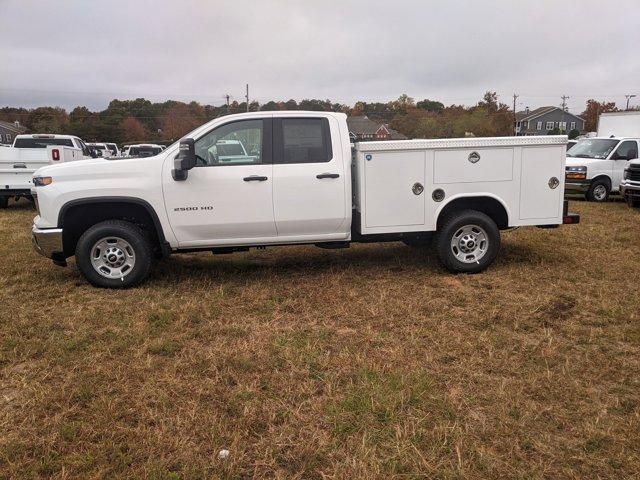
1, 145, 84, 193
353, 136, 567, 235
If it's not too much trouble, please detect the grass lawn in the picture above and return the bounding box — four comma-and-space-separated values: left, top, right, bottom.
1, 198, 639, 479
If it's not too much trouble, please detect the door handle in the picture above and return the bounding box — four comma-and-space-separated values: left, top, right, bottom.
316, 173, 340, 179
243, 175, 268, 182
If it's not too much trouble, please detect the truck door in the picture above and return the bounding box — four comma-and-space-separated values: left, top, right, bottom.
271, 117, 347, 238
162, 118, 277, 247
611, 140, 638, 190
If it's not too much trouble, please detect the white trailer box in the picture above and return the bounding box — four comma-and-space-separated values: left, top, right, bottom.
597, 111, 640, 138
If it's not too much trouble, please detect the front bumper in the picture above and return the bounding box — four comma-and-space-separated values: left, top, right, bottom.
620, 182, 640, 200
32, 225, 64, 261
564, 179, 590, 193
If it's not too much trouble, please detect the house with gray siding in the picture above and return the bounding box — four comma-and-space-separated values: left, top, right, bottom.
515, 106, 584, 136
0, 120, 26, 144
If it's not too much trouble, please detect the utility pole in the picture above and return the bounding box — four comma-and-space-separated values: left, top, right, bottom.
561, 95, 570, 133
625, 94, 636, 110
513, 93, 519, 136
245, 84, 250, 112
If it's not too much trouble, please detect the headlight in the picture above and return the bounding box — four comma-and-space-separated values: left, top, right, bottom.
624, 169, 629, 180
33, 176, 53, 187
565, 166, 587, 180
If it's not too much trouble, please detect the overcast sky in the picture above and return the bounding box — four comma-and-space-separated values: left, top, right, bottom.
1, 0, 639, 114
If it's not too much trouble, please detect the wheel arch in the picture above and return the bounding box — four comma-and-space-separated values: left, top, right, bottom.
58, 196, 170, 257
590, 175, 612, 188
435, 194, 511, 230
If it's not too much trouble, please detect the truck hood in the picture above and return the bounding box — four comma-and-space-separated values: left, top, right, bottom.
565, 157, 609, 168
33, 155, 164, 177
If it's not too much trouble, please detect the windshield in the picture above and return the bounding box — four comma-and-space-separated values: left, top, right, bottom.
129, 146, 162, 157
216, 143, 245, 156
14, 138, 74, 148
567, 139, 619, 159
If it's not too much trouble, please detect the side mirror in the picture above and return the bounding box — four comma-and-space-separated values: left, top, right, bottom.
90, 149, 98, 158
172, 138, 196, 181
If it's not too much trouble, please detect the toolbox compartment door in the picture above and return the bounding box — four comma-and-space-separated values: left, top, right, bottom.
519, 145, 564, 220
364, 151, 425, 228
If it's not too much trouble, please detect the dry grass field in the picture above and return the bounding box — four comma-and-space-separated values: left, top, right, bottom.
0, 199, 639, 479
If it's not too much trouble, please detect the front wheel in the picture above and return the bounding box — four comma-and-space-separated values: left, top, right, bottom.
586, 180, 610, 202
75, 220, 153, 288
435, 210, 500, 273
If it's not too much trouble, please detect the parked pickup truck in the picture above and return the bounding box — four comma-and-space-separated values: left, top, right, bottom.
31, 111, 579, 288
621, 160, 640, 207
1, 134, 92, 207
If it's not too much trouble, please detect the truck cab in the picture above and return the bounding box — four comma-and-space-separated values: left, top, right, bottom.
565, 137, 639, 201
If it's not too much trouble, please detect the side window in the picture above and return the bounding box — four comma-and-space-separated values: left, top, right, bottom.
77, 139, 90, 156
614, 141, 638, 160
537, 121, 542, 131
6, 134, 12, 143
278, 118, 332, 164
194, 119, 264, 166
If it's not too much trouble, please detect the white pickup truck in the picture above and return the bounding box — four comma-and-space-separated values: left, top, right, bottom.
1, 134, 92, 208
31, 111, 579, 288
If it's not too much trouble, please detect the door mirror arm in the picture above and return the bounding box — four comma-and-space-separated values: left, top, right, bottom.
172, 138, 197, 181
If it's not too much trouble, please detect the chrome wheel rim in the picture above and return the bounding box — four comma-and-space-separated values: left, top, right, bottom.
593, 185, 607, 201
90, 236, 136, 279
450, 224, 488, 264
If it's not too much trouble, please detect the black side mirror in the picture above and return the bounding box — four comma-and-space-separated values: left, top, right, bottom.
90, 149, 98, 158
172, 138, 196, 181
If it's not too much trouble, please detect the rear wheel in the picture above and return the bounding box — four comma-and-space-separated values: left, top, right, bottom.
75, 220, 153, 288
435, 210, 500, 273
0, 197, 7, 209
586, 180, 610, 202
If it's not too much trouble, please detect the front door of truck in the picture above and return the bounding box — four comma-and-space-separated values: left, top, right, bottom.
163, 118, 277, 247
611, 140, 638, 190
271, 116, 347, 238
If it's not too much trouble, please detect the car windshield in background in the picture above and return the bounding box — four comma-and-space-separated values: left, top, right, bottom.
129, 147, 162, 157
14, 138, 74, 148
567, 139, 619, 159
216, 143, 245, 156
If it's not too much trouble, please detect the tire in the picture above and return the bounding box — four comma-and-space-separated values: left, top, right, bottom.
586, 180, 610, 202
0, 196, 7, 209
435, 210, 500, 273
628, 197, 640, 209
75, 220, 153, 288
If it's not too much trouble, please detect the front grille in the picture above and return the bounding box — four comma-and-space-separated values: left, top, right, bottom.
627, 165, 640, 182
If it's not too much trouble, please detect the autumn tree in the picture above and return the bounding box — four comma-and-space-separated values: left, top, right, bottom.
120, 117, 148, 143
582, 99, 618, 132
159, 103, 206, 141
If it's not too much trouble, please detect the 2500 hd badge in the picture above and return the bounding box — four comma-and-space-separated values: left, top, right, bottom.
174, 206, 214, 212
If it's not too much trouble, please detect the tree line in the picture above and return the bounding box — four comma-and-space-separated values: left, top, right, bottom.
0, 93, 626, 144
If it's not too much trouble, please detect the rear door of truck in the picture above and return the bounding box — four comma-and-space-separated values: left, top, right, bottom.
271, 116, 348, 238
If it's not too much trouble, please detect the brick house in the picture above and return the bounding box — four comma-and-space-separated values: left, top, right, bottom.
347, 116, 407, 141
